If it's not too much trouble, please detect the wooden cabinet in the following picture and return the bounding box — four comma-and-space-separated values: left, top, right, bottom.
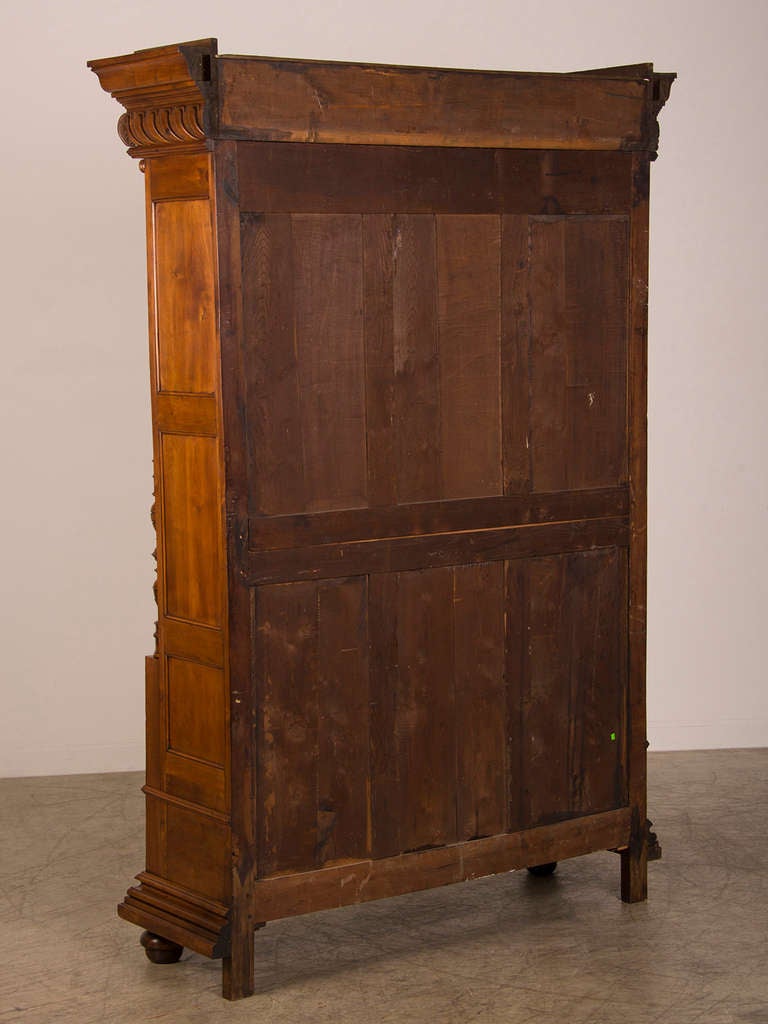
89, 39, 674, 1000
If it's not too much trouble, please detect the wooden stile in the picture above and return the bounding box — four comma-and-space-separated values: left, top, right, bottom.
88, 38, 674, 999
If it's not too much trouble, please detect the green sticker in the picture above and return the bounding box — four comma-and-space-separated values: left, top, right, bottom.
610, 732, 616, 741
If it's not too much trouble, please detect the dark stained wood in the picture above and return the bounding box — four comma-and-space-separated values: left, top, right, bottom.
522, 549, 627, 827
249, 807, 632, 923
454, 563, 506, 839
217, 57, 652, 150
501, 215, 532, 494
529, 216, 629, 492
248, 487, 629, 551
622, 153, 652, 903
392, 215, 441, 503
291, 215, 367, 511
236, 143, 634, 215
396, 567, 457, 850
244, 516, 629, 586
437, 216, 502, 499
92, 41, 674, 1001
140, 931, 184, 964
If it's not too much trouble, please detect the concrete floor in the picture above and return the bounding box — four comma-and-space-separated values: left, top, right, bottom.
0, 750, 766, 1024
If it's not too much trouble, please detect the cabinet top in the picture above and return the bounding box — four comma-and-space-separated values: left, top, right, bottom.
88, 38, 674, 159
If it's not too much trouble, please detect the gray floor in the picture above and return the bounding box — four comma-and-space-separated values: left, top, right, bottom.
0, 750, 766, 1024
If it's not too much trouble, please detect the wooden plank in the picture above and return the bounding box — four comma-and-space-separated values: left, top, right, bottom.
529, 216, 629, 491
149, 152, 210, 199
522, 549, 627, 828
501, 215, 532, 494
437, 215, 502, 499
368, 573, 402, 859
504, 559, 527, 833
167, 657, 226, 765
248, 486, 629, 551
212, 139, 255, 999
162, 752, 227, 814
161, 800, 231, 904
244, 516, 629, 585
162, 618, 224, 667
291, 214, 368, 512
363, 215, 397, 507
255, 582, 319, 876
218, 57, 648, 150
236, 143, 633, 217
154, 198, 217, 395
454, 563, 506, 839
623, 153, 651, 902
396, 568, 456, 850
161, 433, 221, 627
155, 394, 217, 436
392, 215, 441, 503
240, 212, 304, 515
249, 807, 632, 923
316, 577, 370, 864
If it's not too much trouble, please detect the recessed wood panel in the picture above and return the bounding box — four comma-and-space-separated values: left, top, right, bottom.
517, 547, 628, 827
154, 199, 217, 395
167, 657, 226, 765
163, 802, 230, 904
161, 433, 221, 626
437, 215, 502, 498
255, 578, 369, 876
241, 213, 368, 514
529, 216, 629, 491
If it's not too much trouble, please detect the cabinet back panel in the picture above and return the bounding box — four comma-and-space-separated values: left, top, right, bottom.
251, 550, 627, 878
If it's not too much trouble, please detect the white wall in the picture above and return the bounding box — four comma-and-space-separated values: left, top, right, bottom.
1, 0, 765, 776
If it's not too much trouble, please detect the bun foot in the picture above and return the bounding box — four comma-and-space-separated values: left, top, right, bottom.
527, 861, 558, 877
140, 931, 184, 964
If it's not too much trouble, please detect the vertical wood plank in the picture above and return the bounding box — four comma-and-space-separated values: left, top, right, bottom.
529, 216, 629, 492
368, 572, 402, 859
623, 153, 651, 902
392, 215, 441, 503
436, 215, 502, 499
241, 212, 305, 515
501, 215, 532, 494
363, 215, 397, 508
292, 214, 368, 512
504, 559, 528, 833
563, 219, 628, 487
529, 219, 568, 492
396, 567, 457, 850
522, 549, 627, 827
525, 553, 571, 824
454, 562, 506, 839
256, 582, 318, 876
316, 577, 370, 864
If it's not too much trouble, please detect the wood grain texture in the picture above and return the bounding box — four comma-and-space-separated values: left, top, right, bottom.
154, 199, 217, 395
161, 433, 221, 626
218, 58, 650, 150
529, 216, 629, 491
167, 657, 226, 765
237, 143, 634, 215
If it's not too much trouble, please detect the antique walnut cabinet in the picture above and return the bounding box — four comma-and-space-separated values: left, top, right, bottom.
89, 39, 674, 999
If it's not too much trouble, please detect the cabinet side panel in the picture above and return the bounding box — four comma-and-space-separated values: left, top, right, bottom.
161, 433, 222, 627
155, 199, 217, 394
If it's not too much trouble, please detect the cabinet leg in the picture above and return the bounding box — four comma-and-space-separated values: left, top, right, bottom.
620, 818, 660, 903
222, 922, 264, 1000
140, 931, 183, 964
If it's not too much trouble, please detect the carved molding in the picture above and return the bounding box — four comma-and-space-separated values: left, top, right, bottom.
89, 38, 217, 159
117, 104, 205, 150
